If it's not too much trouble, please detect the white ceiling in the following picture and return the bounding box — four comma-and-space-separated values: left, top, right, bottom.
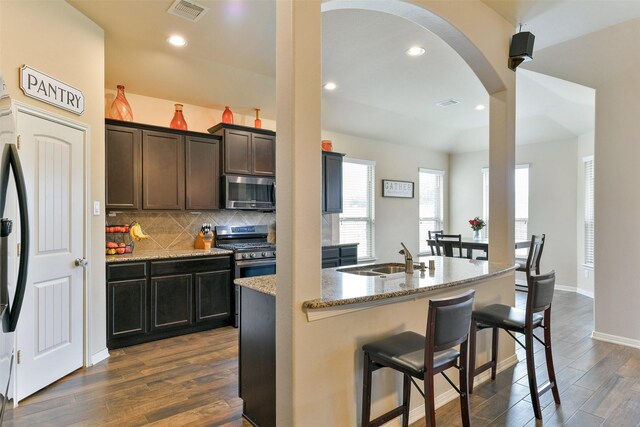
66, 0, 624, 153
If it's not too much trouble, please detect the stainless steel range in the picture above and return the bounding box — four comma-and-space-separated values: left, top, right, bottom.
215, 225, 276, 327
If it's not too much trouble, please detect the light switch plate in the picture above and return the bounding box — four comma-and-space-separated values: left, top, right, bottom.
93, 201, 100, 216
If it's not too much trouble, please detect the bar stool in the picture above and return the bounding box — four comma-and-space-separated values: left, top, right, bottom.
468, 271, 560, 420
515, 234, 545, 292
361, 290, 475, 427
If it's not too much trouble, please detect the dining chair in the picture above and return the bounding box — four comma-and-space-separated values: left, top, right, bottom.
468, 271, 560, 420
435, 234, 464, 258
427, 230, 443, 255
361, 290, 475, 427
515, 234, 545, 292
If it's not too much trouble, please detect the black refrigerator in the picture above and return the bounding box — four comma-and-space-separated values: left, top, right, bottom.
0, 100, 30, 424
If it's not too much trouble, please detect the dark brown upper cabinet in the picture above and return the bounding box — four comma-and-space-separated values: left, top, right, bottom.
105, 119, 222, 212
142, 130, 185, 210
105, 124, 141, 210
322, 151, 345, 214
208, 123, 276, 177
186, 136, 220, 210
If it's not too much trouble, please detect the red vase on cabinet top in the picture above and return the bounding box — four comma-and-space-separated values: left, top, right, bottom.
254, 108, 262, 129
170, 104, 188, 130
222, 106, 234, 124
109, 85, 133, 121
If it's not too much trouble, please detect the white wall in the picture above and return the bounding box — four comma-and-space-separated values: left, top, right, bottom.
450, 138, 579, 288
576, 132, 595, 296
1, 1, 106, 362
321, 130, 449, 262
105, 89, 276, 133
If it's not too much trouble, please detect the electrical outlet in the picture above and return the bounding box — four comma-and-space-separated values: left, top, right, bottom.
93, 201, 100, 216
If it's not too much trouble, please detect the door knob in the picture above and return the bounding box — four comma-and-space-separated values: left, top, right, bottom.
74, 258, 88, 268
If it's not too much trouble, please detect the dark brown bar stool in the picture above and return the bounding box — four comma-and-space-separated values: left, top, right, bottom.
434, 234, 464, 258
515, 234, 545, 292
468, 271, 560, 419
361, 290, 475, 427
427, 230, 443, 255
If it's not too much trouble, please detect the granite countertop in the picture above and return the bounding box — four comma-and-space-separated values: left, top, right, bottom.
233, 256, 517, 308
234, 275, 276, 297
106, 247, 233, 263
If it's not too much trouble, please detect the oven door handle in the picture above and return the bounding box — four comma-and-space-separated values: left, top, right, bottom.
235, 259, 276, 267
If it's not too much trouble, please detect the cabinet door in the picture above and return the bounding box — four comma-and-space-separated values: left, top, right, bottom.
195, 270, 231, 323
223, 129, 252, 175
186, 136, 220, 210
151, 274, 193, 331
323, 152, 343, 214
107, 279, 146, 339
142, 130, 185, 210
105, 125, 141, 209
251, 134, 275, 176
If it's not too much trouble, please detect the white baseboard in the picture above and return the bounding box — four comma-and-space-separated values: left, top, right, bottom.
591, 331, 640, 350
575, 288, 594, 298
525, 283, 594, 299
384, 354, 519, 426
90, 348, 110, 366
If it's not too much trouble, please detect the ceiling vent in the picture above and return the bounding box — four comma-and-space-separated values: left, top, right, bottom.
436, 99, 460, 107
167, 0, 209, 22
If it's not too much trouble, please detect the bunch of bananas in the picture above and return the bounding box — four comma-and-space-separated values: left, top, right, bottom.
129, 222, 149, 241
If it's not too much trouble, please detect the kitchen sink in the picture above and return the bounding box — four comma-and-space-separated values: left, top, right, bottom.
337, 263, 422, 276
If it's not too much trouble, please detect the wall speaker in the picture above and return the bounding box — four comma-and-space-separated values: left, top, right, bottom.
508, 31, 535, 71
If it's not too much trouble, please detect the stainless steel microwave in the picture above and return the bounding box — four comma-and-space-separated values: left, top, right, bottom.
222, 175, 275, 211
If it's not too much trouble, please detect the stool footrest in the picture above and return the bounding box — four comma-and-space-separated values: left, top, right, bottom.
368, 406, 406, 427
538, 380, 554, 396
473, 359, 496, 378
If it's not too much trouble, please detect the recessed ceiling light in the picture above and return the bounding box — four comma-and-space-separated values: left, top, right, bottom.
323, 82, 337, 91
406, 46, 425, 57
167, 35, 187, 47
475, 104, 486, 111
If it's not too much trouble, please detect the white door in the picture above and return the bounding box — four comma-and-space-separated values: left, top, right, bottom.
15, 108, 85, 401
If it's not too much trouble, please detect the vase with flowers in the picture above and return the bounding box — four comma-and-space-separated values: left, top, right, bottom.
469, 216, 486, 240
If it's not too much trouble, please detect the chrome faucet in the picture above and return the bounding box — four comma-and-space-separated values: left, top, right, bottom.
399, 242, 414, 274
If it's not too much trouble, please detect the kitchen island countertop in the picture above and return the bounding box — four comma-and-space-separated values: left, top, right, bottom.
234, 256, 517, 311
106, 247, 233, 263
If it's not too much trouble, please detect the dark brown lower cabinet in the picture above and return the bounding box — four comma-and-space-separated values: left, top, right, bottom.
151, 274, 193, 331
108, 279, 146, 339
321, 244, 359, 269
239, 286, 275, 427
196, 271, 231, 322
106, 255, 232, 349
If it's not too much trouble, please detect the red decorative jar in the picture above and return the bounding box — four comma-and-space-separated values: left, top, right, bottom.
169, 103, 188, 130
109, 85, 133, 121
254, 108, 262, 129
222, 106, 234, 124
321, 140, 333, 151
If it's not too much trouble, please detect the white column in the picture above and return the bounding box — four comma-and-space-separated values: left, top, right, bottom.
488, 88, 516, 265
275, 1, 322, 425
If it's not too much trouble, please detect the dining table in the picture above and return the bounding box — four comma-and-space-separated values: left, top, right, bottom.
426, 237, 531, 259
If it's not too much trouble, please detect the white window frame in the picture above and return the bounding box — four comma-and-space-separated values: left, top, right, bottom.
583, 156, 594, 268
418, 168, 444, 255
339, 158, 376, 260
482, 164, 530, 241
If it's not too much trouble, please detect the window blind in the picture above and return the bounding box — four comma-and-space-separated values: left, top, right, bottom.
419, 169, 444, 254
340, 159, 375, 259
584, 157, 594, 266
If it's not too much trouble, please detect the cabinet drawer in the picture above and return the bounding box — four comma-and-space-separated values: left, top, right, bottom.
150, 256, 231, 276
339, 257, 357, 267
340, 246, 358, 258
107, 262, 147, 281
321, 248, 339, 260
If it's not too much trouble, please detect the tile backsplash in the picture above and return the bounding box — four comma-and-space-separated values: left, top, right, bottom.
107, 211, 276, 251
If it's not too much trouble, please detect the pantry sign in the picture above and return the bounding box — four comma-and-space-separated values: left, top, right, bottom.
19, 65, 84, 115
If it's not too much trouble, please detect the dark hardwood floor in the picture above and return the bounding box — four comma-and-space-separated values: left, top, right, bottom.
5, 290, 640, 426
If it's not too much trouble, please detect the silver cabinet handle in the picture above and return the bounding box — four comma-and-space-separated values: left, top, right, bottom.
74, 258, 88, 268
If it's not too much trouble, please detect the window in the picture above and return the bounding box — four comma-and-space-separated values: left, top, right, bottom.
482, 165, 529, 241
584, 156, 594, 266
418, 169, 444, 254
340, 159, 375, 259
